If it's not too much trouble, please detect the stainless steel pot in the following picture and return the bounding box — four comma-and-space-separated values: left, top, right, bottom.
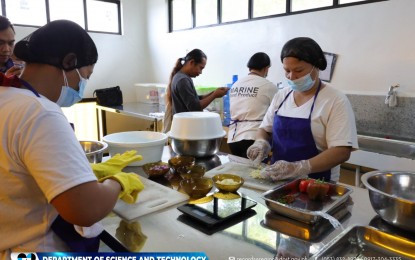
170, 137, 223, 158
361, 171, 415, 232
79, 140, 108, 163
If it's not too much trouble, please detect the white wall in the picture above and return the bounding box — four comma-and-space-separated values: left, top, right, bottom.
146, 0, 415, 97
12, 0, 415, 101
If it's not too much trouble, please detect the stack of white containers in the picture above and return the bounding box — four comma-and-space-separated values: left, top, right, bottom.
134, 83, 167, 105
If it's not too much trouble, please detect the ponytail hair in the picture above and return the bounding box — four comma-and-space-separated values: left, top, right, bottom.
166, 58, 184, 107
166, 49, 207, 106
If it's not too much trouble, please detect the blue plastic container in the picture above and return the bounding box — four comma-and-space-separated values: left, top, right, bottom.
223, 75, 238, 126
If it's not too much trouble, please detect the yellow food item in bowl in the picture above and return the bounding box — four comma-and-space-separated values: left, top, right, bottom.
212, 173, 244, 193
217, 178, 239, 185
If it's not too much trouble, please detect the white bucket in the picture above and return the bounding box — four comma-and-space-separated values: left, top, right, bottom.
103, 131, 168, 166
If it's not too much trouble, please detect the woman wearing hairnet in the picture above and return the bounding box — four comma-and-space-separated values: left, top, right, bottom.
227, 52, 278, 158
247, 37, 358, 182
0, 20, 143, 256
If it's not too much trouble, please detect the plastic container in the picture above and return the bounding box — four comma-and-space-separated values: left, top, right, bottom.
169, 112, 225, 140
223, 75, 238, 126
157, 87, 166, 106
134, 83, 167, 104
103, 131, 168, 166
195, 86, 223, 114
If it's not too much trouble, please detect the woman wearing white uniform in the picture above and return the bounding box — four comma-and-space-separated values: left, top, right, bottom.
247, 37, 358, 182
0, 20, 143, 256
227, 52, 278, 158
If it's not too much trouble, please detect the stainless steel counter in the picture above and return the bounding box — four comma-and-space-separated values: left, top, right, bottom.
96, 102, 164, 140
100, 146, 415, 258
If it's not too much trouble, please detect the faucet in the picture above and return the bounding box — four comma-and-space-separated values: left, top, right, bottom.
385, 84, 399, 107
388, 84, 399, 93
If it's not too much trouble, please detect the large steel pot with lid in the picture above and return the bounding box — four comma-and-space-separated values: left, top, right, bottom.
168, 112, 226, 157
361, 171, 415, 232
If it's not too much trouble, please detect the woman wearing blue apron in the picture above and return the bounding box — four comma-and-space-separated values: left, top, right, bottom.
0, 20, 143, 256
247, 37, 358, 182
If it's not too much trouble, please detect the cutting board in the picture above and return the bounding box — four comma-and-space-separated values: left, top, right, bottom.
113, 176, 189, 221
205, 161, 283, 191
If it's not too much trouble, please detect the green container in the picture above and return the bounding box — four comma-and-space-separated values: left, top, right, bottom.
195, 86, 223, 115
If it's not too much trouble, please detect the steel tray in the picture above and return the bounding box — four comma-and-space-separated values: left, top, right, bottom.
311, 225, 415, 259
261, 198, 351, 242
261, 179, 353, 224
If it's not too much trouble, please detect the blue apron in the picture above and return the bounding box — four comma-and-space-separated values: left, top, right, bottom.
271, 80, 331, 181
0, 75, 100, 252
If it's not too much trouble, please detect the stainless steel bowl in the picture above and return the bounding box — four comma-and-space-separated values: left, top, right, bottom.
361, 171, 415, 232
79, 140, 108, 163
170, 137, 223, 158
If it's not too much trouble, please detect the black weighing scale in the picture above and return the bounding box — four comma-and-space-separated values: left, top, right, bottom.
177, 194, 257, 234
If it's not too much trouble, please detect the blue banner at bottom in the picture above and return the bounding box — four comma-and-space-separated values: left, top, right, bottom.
11, 252, 209, 260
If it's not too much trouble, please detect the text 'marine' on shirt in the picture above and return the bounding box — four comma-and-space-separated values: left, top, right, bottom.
229, 86, 259, 98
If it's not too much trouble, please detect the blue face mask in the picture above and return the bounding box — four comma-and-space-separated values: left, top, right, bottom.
56, 69, 88, 107
286, 67, 316, 92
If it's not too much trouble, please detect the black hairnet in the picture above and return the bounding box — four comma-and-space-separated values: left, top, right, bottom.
280, 37, 327, 70
14, 20, 98, 70
247, 52, 271, 70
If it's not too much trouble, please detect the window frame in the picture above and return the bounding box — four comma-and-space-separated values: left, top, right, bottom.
168, 0, 388, 32
0, 0, 121, 35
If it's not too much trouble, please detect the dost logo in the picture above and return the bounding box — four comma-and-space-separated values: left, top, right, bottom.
11, 253, 38, 260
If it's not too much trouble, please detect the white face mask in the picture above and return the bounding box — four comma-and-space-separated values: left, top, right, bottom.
56, 69, 88, 107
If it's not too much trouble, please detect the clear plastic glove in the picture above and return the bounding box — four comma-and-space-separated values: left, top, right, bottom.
100, 172, 145, 204
261, 160, 311, 182
91, 150, 142, 179
246, 139, 271, 166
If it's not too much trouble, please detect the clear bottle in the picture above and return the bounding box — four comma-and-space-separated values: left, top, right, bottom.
223, 75, 238, 126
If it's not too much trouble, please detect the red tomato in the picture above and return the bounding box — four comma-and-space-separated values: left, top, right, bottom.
306, 180, 330, 200
306, 182, 320, 200
299, 179, 315, 193
318, 183, 330, 200
328, 183, 336, 195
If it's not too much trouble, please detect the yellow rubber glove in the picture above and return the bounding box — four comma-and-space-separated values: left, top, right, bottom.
91, 150, 143, 179
100, 172, 145, 204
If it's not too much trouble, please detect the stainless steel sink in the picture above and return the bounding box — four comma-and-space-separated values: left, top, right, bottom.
357, 135, 415, 159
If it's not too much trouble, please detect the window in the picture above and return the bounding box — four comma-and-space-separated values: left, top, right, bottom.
49, 0, 85, 28
86, 0, 120, 33
253, 0, 286, 18
1, 0, 121, 35
168, 0, 387, 32
340, 0, 367, 3
172, 0, 192, 30
195, 0, 217, 27
291, 0, 333, 12
5, 0, 47, 26
221, 0, 249, 23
